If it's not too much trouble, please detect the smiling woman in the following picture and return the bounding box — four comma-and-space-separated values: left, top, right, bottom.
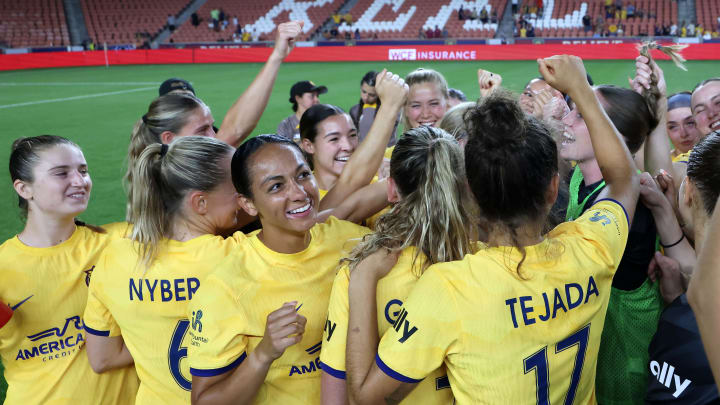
186, 134, 370, 405
0, 135, 139, 404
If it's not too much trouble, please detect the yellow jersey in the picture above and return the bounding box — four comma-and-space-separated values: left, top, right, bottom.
321, 247, 454, 404
102, 221, 133, 239
376, 200, 629, 404
187, 217, 368, 404
672, 150, 691, 163
83, 232, 246, 405
0, 226, 139, 405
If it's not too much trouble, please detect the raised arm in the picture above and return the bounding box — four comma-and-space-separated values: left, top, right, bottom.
539, 55, 640, 222
216, 21, 303, 147
688, 196, 720, 388
632, 56, 687, 189
85, 334, 134, 373
317, 180, 389, 224
319, 71, 408, 211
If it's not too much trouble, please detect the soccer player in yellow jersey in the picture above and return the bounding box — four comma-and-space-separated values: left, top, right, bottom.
321, 126, 477, 405
1, 136, 138, 404
83, 136, 244, 404
186, 132, 388, 405
344, 55, 641, 405
300, 70, 406, 212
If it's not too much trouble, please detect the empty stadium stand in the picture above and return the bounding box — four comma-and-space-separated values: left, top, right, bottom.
0, 0, 70, 48
168, 0, 342, 43
82, 0, 189, 46
695, 0, 720, 35
336, 0, 503, 39
522, 0, 677, 37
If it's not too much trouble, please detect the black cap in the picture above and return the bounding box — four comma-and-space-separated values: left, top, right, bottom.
289, 81, 328, 103
159, 78, 195, 96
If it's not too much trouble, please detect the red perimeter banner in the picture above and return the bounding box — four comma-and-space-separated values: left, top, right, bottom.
1, 43, 719, 71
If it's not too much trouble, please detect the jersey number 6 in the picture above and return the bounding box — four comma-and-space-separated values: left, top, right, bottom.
523, 324, 591, 405
168, 319, 191, 390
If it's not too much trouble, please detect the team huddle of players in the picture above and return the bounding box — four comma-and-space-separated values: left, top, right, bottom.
1, 20, 720, 405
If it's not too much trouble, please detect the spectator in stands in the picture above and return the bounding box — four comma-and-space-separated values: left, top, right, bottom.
330, 26, 339, 38
480, 8, 489, 23
519, 25, 527, 37
344, 31, 352, 41
232, 15, 237, 27
167, 14, 176, 32
242, 31, 251, 42
344, 13, 353, 25
426, 27, 434, 38
620, 7, 627, 20
583, 14, 592, 31
627, 3, 635, 18
491, 10, 498, 23
447, 88, 467, 108
688, 22, 696, 36
654, 24, 662, 36
442, 27, 449, 38
278, 81, 328, 142
210, 8, 219, 29
433, 26, 441, 38
459, 5, 465, 20
418, 29, 426, 39
354, 29, 361, 40
191, 12, 200, 27
512, 0, 518, 15
527, 24, 535, 37
609, 22, 618, 36
470, 8, 478, 20
219, 9, 225, 24
323, 30, 331, 40
670, 22, 677, 36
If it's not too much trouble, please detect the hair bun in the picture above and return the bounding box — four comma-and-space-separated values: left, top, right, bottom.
466, 92, 526, 151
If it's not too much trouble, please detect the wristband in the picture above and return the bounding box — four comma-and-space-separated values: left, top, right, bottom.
660, 234, 685, 249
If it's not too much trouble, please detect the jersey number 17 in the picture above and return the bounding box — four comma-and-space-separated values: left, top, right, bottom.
523, 324, 591, 405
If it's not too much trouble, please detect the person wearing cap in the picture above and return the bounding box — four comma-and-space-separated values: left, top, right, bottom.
667, 91, 702, 162
277, 80, 327, 142
158, 78, 195, 97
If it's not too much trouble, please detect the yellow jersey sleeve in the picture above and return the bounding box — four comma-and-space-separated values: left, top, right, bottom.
83, 251, 121, 337
376, 267, 460, 382
319, 266, 351, 379
571, 198, 630, 269
187, 271, 249, 377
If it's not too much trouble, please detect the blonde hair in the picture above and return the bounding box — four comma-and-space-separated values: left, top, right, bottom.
402, 68, 450, 131
130, 136, 233, 267
125, 93, 208, 222
344, 126, 475, 275
438, 101, 475, 143
638, 41, 687, 125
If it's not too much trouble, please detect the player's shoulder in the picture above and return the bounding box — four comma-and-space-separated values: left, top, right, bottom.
314, 216, 370, 244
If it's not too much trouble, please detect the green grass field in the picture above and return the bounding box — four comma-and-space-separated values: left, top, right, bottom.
0, 59, 717, 401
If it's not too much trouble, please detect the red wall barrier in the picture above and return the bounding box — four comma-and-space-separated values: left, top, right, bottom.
1, 43, 719, 71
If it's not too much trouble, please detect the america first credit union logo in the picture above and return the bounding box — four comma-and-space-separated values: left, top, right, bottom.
15, 315, 85, 362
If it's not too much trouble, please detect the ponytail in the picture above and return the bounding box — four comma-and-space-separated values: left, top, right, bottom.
125, 93, 208, 222
130, 136, 234, 267
343, 126, 475, 275
638, 41, 688, 125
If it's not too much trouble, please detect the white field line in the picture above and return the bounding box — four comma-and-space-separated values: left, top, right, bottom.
0, 86, 156, 109
0, 82, 158, 86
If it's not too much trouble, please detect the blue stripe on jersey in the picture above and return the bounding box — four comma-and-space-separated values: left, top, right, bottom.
189, 351, 247, 377
83, 324, 110, 337
593, 198, 630, 227
319, 361, 346, 379
375, 354, 423, 383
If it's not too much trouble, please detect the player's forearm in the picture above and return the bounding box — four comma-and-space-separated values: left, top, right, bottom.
644, 106, 677, 180
320, 103, 399, 211
688, 197, 720, 388
85, 334, 134, 373
216, 53, 284, 147
192, 351, 272, 405
322, 180, 388, 224
346, 271, 383, 405
649, 201, 696, 276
